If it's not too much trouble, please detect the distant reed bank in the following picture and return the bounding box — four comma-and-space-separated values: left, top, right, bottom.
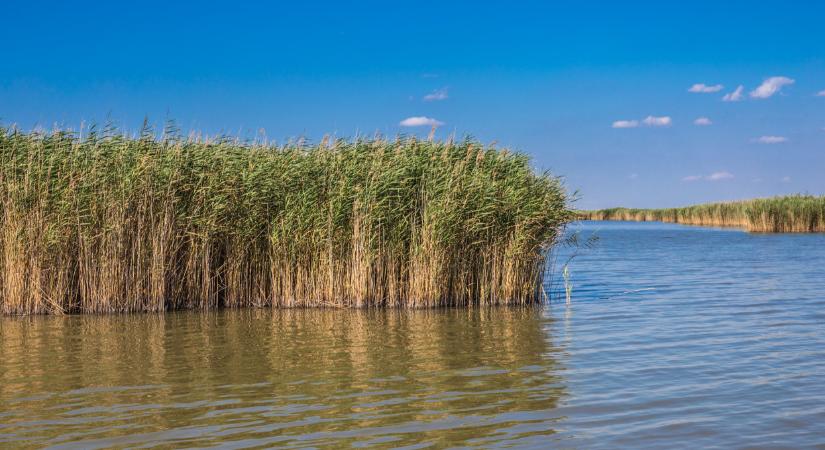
0, 126, 572, 314
579, 195, 825, 232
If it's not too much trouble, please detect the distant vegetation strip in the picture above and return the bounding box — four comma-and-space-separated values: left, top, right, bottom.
0, 125, 572, 315
579, 195, 825, 232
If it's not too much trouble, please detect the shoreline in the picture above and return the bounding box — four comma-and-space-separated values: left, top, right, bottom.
578, 195, 825, 233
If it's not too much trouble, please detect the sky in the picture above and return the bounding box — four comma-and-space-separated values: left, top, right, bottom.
2, 1, 824, 209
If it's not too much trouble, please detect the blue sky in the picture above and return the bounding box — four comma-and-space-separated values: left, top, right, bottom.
2, 1, 824, 209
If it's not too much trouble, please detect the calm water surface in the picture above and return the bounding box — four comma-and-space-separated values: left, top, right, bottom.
2, 221, 824, 448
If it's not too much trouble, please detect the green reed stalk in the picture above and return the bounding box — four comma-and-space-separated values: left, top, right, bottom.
0, 126, 572, 314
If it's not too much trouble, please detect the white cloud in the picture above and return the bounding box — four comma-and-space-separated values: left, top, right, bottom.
693, 117, 712, 126
613, 116, 672, 128
750, 76, 795, 99
722, 85, 744, 102
399, 116, 444, 127
612, 120, 639, 128
707, 171, 734, 181
423, 88, 448, 102
642, 115, 672, 127
683, 171, 734, 182
781, 176, 792, 183
628, 173, 638, 180
753, 135, 788, 144
688, 83, 724, 93
816, 90, 825, 97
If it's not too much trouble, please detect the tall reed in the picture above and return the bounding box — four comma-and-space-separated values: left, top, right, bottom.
0, 125, 572, 314
579, 195, 825, 232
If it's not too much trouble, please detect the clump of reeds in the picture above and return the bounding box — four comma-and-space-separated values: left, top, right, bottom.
0, 125, 572, 315
579, 195, 825, 232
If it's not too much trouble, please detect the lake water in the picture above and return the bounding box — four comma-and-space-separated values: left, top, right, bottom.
2, 221, 824, 448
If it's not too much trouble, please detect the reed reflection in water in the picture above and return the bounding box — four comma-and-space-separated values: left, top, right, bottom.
0, 307, 566, 448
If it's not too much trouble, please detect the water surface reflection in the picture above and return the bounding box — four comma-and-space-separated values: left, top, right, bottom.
0, 308, 566, 448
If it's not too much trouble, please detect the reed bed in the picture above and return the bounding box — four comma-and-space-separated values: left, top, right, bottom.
579, 195, 825, 232
0, 126, 572, 315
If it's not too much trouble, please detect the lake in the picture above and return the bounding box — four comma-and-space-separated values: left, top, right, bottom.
2, 221, 824, 448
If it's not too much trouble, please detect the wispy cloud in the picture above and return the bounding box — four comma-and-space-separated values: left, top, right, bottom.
612, 120, 639, 128
753, 135, 788, 144
693, 117, 712, 126
750, 76, 794, 99
628, 173, 639, 180
816, 90, 825, 97
707, 171, 734, 181
399, 116, 444, 127
781, 176, 792, 183
682, 171, 734, 182
722, 85, 744, 102
642, 116, 672, 127
423, 87, 448, 102
688, 83, 723, 93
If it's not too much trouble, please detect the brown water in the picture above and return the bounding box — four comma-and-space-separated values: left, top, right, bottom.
2, 221, 825, 448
